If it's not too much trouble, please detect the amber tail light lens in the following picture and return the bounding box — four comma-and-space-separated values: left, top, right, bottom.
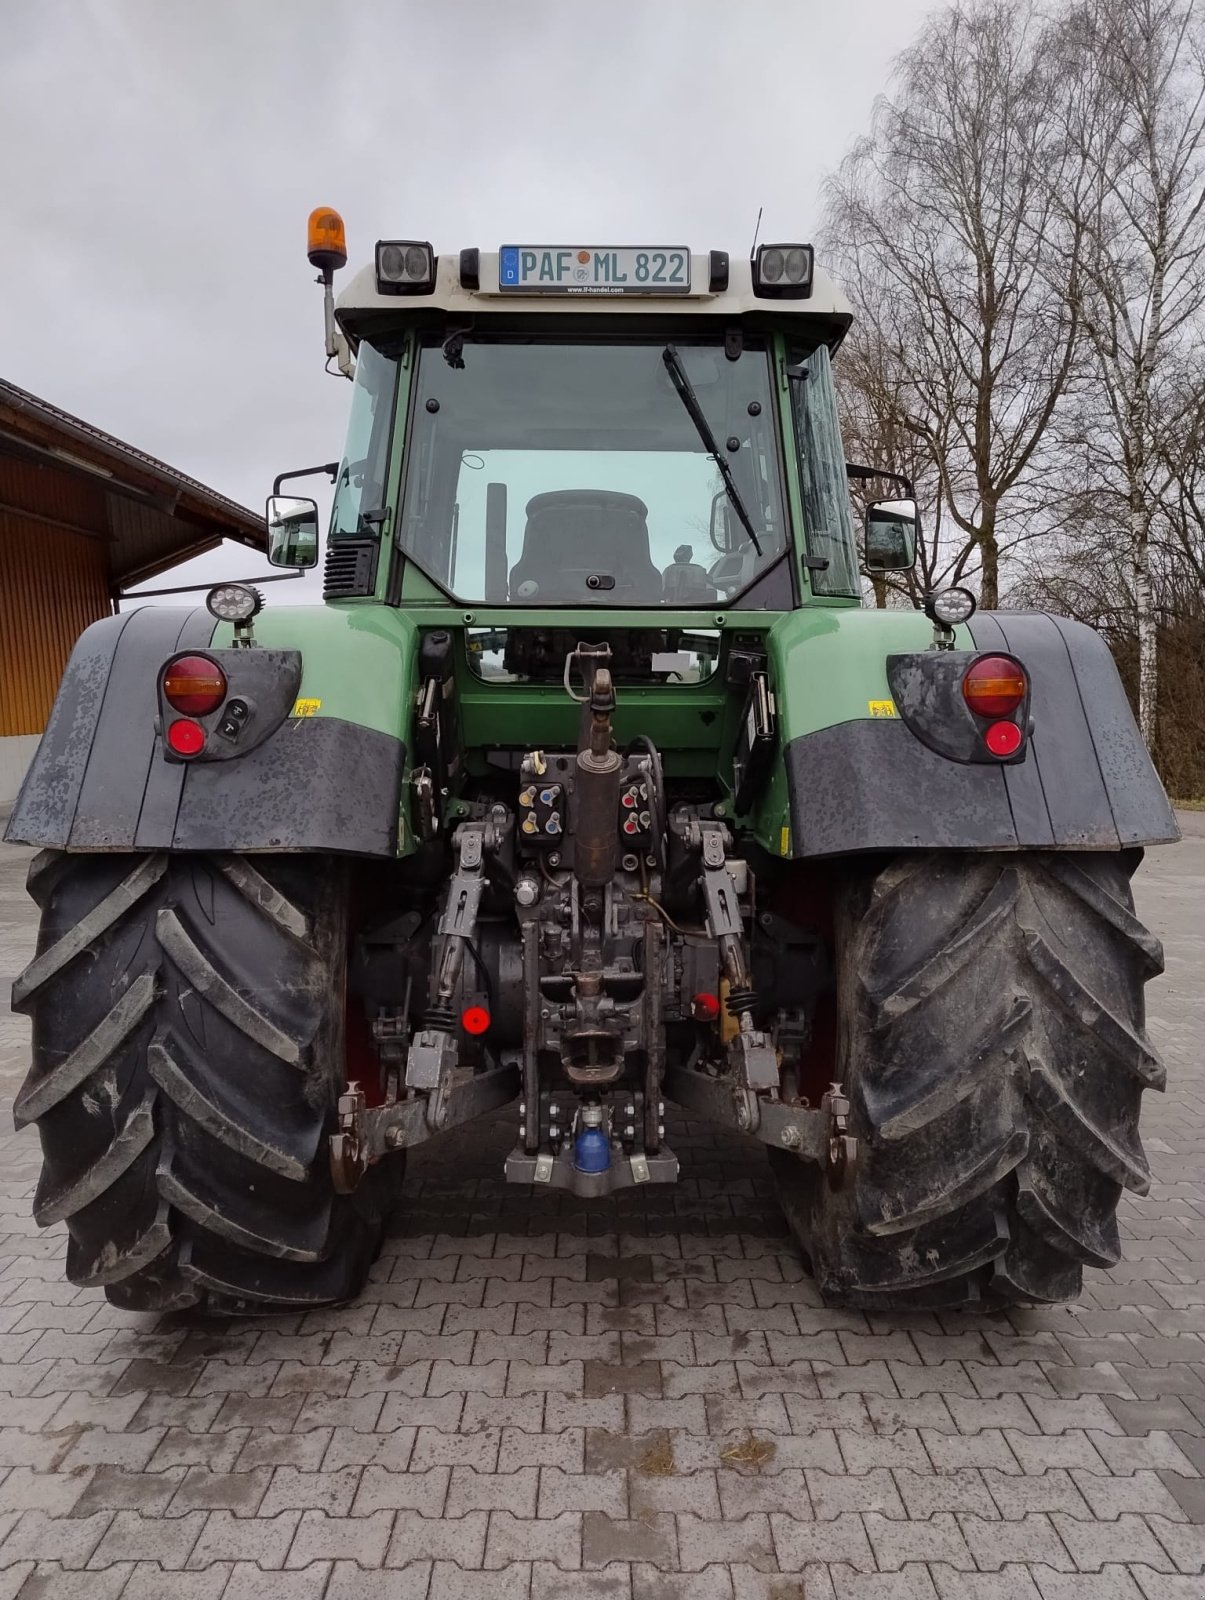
962, 655, 1027, 718
163, 655, 227, 716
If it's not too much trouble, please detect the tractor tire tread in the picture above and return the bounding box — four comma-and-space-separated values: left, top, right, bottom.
772, 850, 1163, 1308
12, 851, 386, 1314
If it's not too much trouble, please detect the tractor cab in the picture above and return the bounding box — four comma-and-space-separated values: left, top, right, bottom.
275, 221, 893, 618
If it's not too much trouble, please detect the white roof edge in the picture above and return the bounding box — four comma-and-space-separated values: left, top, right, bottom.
335, 252, 852, 323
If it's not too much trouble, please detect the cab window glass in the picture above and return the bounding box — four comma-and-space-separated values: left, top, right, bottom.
396, 336, 787, 606
789, 343, 860, 597
329, 341, 400, 539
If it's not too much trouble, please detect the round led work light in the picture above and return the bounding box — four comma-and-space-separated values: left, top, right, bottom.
927, 587, 978, 628
205, 583, 263, 624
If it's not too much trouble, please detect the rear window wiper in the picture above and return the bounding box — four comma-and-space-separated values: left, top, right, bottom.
661, 345, 763, 556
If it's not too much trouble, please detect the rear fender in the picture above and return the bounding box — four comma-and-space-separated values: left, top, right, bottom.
5, 603, 417, 857
766, 608, 1177, 858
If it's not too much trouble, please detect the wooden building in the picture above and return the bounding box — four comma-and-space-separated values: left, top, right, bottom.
0, 380, 264, 805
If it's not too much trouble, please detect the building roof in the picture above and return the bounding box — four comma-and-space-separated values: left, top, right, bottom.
0, 378, 265, 589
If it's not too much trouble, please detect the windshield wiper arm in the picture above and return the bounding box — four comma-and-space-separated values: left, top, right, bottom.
661, 345, 762, 556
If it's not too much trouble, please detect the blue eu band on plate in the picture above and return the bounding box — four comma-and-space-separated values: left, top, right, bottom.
498, 245, 692, 295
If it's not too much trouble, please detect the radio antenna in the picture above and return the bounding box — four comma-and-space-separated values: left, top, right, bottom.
750, 206, 764, 259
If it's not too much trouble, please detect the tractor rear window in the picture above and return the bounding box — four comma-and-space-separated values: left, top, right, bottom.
395, 336, 788, 606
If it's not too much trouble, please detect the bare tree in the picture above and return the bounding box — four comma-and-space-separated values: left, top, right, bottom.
1049, 0, 1205, 742
823, 0, 1084, 607
834, 310, 949, 607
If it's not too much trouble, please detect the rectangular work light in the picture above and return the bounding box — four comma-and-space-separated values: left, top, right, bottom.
375, 239, 435, 295
752, 243, 814, 299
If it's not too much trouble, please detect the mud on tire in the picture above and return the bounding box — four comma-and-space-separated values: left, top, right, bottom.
771, 851, 1165, 1308
12, 851, 389, 1313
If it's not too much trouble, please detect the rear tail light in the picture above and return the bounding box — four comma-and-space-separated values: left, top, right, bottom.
166, 718, 206, 757
962, 655, 1026, 718
984, 720, 1024, 758
163, 654, 227, 715
461, 1005, 491, 1036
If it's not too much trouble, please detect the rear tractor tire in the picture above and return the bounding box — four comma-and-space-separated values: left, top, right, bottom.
12, 850, 392, 1314
771, 850, 1165, 1308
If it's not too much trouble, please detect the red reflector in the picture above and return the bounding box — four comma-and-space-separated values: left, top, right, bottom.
166, 718, 206, 756
963, 654, 1027, 718
691, 992, 721, 1022
163, 654, 227, 715
984, 720, 1024, 757
461, 1005, 491, 1036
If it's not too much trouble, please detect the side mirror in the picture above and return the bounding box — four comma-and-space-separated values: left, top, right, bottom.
710, 490, 738, 553
266, 495, 320, 569
864, 497, 919, 572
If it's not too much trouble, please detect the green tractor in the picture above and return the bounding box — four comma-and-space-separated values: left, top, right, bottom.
7, 212, 1178, 1314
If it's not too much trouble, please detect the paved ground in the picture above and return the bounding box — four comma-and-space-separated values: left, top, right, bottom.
0, 824, 1202, 1600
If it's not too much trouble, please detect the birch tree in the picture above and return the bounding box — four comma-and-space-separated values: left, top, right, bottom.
1050, 0, 1205, 742
823, 1, 1084, 607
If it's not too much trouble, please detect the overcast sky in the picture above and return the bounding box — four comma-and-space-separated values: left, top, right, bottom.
4, 0, 937, 601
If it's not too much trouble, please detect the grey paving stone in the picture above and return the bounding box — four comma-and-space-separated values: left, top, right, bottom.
538, 1563, 633, 1598
120, 1566, 232, 1600
185, 1509, 302, 1569
768, 1511, 875, 1573
0, 1511, 113, 1569
223, 1565, 337, 1600
5, 1565, 135, 1600
326, 1563, 431, 1600
1051, 1511, 1175, 1572
484, 1509, 582, 1568
87, 1509, 207, 1569
1158, 1470, 1205, 1522
582, 1512, 676, 1568
929, 1569, 1043, 1599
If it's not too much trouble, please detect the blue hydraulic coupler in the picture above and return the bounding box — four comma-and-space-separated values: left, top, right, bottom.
574, 1106, 611, 1173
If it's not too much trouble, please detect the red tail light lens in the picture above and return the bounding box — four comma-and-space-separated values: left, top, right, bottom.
962, 655, 1027, 718
166, 718, 206, 756
163, 654, 227, 715
984, 720, 1024, 758
461, 1005, 491, 1036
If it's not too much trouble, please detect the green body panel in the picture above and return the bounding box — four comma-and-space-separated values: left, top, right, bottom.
212, 604, 419, 740
210, 599, 975, 862
768, 608, 972, 741
750, 608, 973, 857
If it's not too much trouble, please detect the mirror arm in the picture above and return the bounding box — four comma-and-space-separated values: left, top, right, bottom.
272, 462, 340, 496
845, 461, 914, 498
117, 572, 305, 601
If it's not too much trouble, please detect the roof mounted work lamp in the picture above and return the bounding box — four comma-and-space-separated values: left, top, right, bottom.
751, 243, 814, 299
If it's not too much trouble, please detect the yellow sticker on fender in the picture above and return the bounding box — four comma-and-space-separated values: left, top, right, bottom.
867, 699, 897, 718
292, 698, 322, 717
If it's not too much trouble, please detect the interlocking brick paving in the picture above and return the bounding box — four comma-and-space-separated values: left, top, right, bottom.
0, 821, 1202, 1599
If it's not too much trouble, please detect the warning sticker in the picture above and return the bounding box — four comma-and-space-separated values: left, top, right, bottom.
867, 699, 897, 718
292, 698, 322, 717
780, 825, 791, 857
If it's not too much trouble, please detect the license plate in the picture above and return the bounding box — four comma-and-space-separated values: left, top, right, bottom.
498, 245, 691, 295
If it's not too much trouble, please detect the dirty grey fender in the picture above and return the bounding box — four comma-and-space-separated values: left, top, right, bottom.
4, 607, 405, 857
784, 611, 1179, 857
